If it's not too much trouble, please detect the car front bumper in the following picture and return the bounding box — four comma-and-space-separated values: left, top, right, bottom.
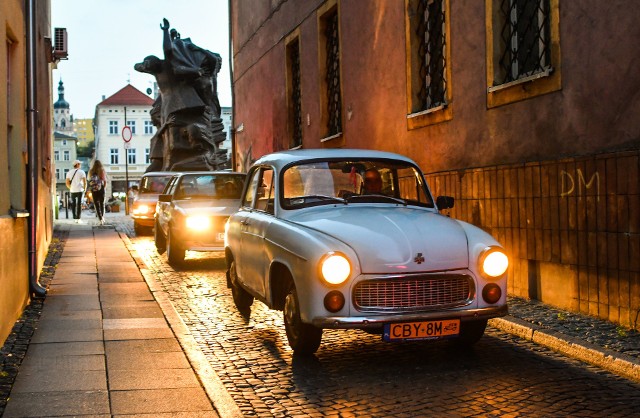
131, 215, 155, 226
311, 304, 508, 329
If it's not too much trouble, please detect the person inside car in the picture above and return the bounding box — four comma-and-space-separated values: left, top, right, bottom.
363, 168, 383, 194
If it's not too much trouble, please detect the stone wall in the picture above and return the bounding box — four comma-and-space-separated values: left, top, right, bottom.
427, 150, 640, 329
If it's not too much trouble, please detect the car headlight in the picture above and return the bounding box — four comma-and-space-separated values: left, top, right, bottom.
132, 204, 150, 215
479, 247, 508, 279
185, 215, 211, 231
319, 252, 351, 285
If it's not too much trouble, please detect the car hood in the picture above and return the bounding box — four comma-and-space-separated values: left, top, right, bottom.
288, 206, 469, 274
134, 194, 161, 204
174, 199, 240, 216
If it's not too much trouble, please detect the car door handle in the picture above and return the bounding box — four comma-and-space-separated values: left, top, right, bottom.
240, 219, 250, 225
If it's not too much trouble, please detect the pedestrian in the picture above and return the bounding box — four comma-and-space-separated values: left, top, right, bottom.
88, 160, 107, 225
65, 160, 87, 222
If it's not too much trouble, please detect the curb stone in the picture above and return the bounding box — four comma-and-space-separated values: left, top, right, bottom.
490, 316, 640, 383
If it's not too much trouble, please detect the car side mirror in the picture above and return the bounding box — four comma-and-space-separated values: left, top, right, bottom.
158, 194, 172, 203
436, 195, 454, 210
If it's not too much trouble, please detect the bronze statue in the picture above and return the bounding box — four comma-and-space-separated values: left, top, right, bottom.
134, 18, 228, 172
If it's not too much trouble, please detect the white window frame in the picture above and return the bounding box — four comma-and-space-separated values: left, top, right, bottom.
144, 120, 154, 134
127, 120, 137, 135
127, 148, 136, 164
110, 148, 119, 164
109, 120, 119, 135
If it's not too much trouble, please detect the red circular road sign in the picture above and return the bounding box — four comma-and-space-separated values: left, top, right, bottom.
122, 126, 132, 142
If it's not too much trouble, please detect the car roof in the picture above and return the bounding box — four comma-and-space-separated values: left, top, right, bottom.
252, 149, 419, 170
173, 171, 245, 177
141, 171, 178, 177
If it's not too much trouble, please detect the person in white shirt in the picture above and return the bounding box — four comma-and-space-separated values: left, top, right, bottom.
65, 160, 87, 222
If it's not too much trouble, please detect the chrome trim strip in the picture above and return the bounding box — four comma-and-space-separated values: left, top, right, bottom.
312, 305, 508, 329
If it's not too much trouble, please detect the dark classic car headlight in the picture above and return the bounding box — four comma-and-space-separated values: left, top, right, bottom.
319, 252, 351, 285
479, 246, 509, 279
185, 215, 211, 231
132, 204, 150, 215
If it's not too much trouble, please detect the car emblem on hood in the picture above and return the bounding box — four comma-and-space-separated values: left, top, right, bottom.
414, 252, 425, 264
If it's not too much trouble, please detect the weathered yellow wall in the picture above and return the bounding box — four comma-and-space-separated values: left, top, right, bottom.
0, 0, 53, 346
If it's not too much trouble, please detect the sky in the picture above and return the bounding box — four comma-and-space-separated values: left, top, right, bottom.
51, 0, 231, 119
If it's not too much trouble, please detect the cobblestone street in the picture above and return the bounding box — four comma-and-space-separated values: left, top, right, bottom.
120, 218, 640, 417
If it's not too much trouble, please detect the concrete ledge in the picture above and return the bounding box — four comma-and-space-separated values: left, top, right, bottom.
490, 316, 640, 383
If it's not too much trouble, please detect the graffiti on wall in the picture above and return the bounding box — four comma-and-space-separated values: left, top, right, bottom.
560, 169, 600, 201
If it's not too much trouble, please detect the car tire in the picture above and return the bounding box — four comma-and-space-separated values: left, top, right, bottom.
154, 220, 166, 254
229, 261, 253, 315
284, 283, 323, 355
456, 319, 488, 346
167, 227, 185, 265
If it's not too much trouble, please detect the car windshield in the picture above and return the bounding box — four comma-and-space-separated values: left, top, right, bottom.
175, 174, 245, 200
139, 175, 174, 194
282, 159, 435, 209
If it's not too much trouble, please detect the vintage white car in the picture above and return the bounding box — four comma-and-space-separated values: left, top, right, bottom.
224, 149, 508, 354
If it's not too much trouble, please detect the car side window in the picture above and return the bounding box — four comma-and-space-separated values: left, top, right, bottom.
255, 168, 275, 215
164, 177, 178, 195
242, 169, 261, 208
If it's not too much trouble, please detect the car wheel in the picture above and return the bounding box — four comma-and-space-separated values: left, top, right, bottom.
456, 319, 488, 346
283, 283, 322, 354
154, 220, 166, 254
229, 261, 253, 314
167, 227, 185, 265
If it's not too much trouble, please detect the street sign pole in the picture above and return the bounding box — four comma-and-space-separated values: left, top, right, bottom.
122, 106, 131, 214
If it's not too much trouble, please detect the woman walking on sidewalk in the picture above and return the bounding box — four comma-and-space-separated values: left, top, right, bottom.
88, 160, 108, 225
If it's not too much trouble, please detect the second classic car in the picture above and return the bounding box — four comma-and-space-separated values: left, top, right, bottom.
225, 149, 509, 354
131, 171, 175, 235
154, 171, 245, 265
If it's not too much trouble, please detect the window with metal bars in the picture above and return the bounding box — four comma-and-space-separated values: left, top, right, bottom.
286, 38, 303, 149
416, 0, 447, 111
323, 9, 342, 138
494, 0, 551, 85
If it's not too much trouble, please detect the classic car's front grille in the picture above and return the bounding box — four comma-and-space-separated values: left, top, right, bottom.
353, 274, 473, 312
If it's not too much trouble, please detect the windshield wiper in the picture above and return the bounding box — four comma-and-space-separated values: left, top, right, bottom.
304, 194, 347, 205
344, 194, 407, 206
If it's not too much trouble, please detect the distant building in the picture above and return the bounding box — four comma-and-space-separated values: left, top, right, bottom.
73, 118, 95, 147
53, 131, 78, 197
53, 80, 72, 133
53, 80, 80, 207
220, 106, 232, 163
94, 84, 155, 194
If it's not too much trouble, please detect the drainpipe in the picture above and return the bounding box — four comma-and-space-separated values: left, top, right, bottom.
228, 0, 236, 171
26, 0, 47, 298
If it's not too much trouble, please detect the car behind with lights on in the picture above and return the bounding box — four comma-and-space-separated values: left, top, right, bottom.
131, 172, 176, 235
224, 149, 509, 354
154, 171, 245, 265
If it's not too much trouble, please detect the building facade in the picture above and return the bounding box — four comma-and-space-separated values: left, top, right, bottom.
94, 85, 155, 195
73, 118, 94, 148
0, 0, 55, 345
230, 0, 640, 328
220, 106, 232, 163
53, 80, 79, 208
53, 131, 78, 208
